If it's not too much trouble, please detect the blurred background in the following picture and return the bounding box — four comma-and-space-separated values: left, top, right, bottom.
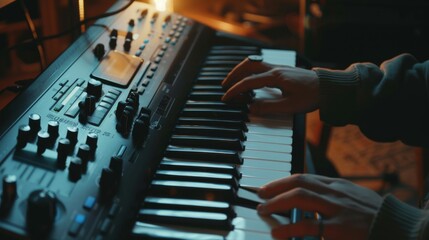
1, 0, 429, 204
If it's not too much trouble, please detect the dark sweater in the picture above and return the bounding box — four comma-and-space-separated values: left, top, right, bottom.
313, 53, 429, 239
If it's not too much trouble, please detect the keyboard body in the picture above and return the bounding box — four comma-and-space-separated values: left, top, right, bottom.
0, 1, 305, 239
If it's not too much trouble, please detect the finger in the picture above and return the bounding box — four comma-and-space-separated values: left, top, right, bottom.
222, 58, 272, 88
250, 98, 296, 115
258, 174, 338, 199
257, 188, 337, 217
271, 219, 323, 239
222, 71, 277, 102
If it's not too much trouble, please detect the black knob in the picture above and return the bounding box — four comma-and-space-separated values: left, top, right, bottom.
124, 31, 133, 51
93, 43, 105, 60
132, 119, 149, 146
109, 29, 118, 49
87, 79, 102, 100
109, 156, 123, 180
80, 95, 96, 115
1, 175, 17, 212
57, 138, 70, 169
47, 121, 59, 144
115, 101, 127, 119
37, 131, 50, 155
99, 168, 117, 200
17, 125, 31, 149
28, 113, 41, 137
86, 133, 98, 157
128, 19, 135, 27
66, 126, 79, 147
77, 144, 91, 171
26, 189, 57, 237
116, 110, 132, 134
68, 157, 83, 181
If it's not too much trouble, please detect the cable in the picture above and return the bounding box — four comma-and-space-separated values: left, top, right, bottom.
17, 0, 47, 70
6, 0, 134, 52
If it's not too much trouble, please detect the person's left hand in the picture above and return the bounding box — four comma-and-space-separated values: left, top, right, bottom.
257, 174, 383, 240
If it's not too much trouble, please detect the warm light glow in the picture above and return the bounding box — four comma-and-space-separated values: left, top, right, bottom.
152, 0, 173, 12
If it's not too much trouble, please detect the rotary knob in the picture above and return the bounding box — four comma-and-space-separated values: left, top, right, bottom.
17, 125, 31, 149
77, 144, 91, 171
85, 133, 98, 157
1, 175, 17, 213
37, 131, 50, 155
99, 168, 117, 200
124, 31, 133, 51
68, 157, 83, 181
26, 189, 57, 237
56, 138, 70, 169
47, 121, 59, 145
109, 29, 118, 49
93, 43, 105, 61
109, 156, 123, 180
28, 113, 41, 138
86, 79, 102, 100
66, 126, 79, 147
132, 119, 149, 146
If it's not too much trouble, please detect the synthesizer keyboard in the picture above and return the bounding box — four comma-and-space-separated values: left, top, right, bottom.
0, 1, 304, 239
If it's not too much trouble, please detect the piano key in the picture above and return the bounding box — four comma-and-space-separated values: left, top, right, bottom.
132, 222, 225, 240
185, 101, 247, 112
192, 85, 224, 91
208, 50, 259, 56
165, 147, 243, 164
199, 71, 229, 77
240, 158, 291, 172
170, 135, 245, 151
239, 166, 289, 180
235, 188, 264, 208
177, 117, 248, 132
247, 123, 293, 137
246, 133, 292, 145
204, 60, 242, 66
154, 170, 238, 188
188, 92, 224, 101
137, 209, 232, 230
160, 158, 241, 178
245, 141, 292, 153
232, 206, 290, 233
206, 56, 248, 61
211, 45, 259, 51
149, 180, 235, 202
196, 76, 224, 85
242, 149, 292, 162
181, 108, 247, 121
143, 197, 235, 217
200, 67, 232, 73
174, 126, 246, 141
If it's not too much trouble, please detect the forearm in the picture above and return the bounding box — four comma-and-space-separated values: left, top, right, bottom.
313, 54, 429, 146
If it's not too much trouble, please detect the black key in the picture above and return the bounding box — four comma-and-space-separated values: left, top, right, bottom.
199, 71, 229, 77
211, 45, 259, 51
204, 60, 242, 66
138, 208, 232, 230
181, 108, 247, 121
188, 92, 224, 101
143, 197, 235, 218
170, 135, 245, 151
208, 50, 259, 56
206, 56, 247, 61
165, 147, 243, 164
177, 117, 248, 132
174, 125, 246, 141
185, 101, 247, 112
195, 76, 224, 85
149, 180, 235, 202
200, 67, 233, 73
154, 170, 238, 189
132, 222, 224, 240
160, 158, 241, 178
192, 85, 224, 92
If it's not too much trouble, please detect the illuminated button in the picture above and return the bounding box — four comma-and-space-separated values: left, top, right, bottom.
68, 214, 86, 236
139, 44, 146, 50
83, 196, 96, 210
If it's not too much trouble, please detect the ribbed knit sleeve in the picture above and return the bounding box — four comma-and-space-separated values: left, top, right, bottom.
313, 65, 360, 125
369, 195, 429, 240
313, 54, 429, 146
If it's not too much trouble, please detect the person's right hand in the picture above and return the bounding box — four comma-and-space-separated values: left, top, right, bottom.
221, 58, 320, 115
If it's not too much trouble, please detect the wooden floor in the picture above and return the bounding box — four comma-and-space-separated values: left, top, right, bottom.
306, 111, 421, 206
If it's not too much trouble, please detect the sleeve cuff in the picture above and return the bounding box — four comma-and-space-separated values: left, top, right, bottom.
369, 194, 429, 240
312, 66, 360, 125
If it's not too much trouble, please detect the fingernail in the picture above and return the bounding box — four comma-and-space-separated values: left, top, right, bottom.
258, 186, 266, 197
257, 204, 268, 215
